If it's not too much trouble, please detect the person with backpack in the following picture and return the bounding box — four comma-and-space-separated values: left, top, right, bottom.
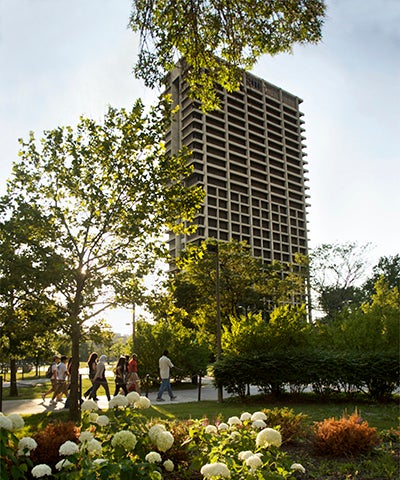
41, 355, 60, 403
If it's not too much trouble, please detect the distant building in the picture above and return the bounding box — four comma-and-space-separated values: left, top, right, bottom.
165, 62, 310, 268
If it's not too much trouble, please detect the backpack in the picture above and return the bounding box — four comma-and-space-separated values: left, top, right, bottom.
45, 364, 53, 379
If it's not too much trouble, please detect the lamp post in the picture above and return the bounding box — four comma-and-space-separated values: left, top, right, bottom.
206, 243, 223, 402
132, 303, 136, 351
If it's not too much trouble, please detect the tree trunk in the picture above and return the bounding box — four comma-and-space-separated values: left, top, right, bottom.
9, 358, 18, 397
69, 319, 81, 421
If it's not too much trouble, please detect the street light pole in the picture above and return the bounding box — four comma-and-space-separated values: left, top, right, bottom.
132, 303, 136, 351
207, 243, 223, 402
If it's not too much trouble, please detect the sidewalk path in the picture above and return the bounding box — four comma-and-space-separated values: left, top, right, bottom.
1, 381, 260, 415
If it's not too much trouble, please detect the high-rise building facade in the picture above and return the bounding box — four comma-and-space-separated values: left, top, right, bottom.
165, 63, 310, 266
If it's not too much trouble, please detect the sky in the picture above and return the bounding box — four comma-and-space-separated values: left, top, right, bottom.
1, 0, 399, 334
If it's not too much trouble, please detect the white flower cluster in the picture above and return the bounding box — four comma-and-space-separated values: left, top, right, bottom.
79, 431, 94, 443
145, 451, 162, 463
163, 459, 174, 472
134, 395, 151, 409
31, 464, 52, 478
17, 437, 38, 456
111, 430, 137, 450
227, 416, 242, 427
200, 462, 231, 478
55, 459, 74, 471
291, 463, 306, 473
81, 399, 99, 411
256, 427, 282, 448
217, 422, 229, 431
148, 423, 174, 451
238, 451, 263, 472
240, 412, 252, 421
96, 415, 110, 427
109, 395, 129, 408
59, 440, 79, 456
204, 425, 218, 434
0, 413, 24, 432
126, 391, 140, 404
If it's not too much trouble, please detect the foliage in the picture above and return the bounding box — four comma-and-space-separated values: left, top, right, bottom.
363, 254, 400, 299
5, 97, 204, 419
0, 197, 64, 396
31, 421, 80, 469
135, 317, 211, 381
1, 400, 308, 479
310, 242, 372, 318
213, 349, 400, 401
312, 411, 380, 457
163, 240, 308, 354
261, 407, 308, 444
130, 0, 326, 111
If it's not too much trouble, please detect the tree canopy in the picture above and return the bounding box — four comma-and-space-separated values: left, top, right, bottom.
5, 98, 204, 418
130, 0, 327, 110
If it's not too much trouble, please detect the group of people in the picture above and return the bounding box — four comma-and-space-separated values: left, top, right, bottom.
83, 352, 141, 402
42, 349, 178, 406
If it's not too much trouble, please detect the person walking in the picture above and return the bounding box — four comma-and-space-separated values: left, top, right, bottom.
42, 355, 60, 403
83, 352, 98, 399
156, 350, 177, 401
50, 355, 69, 405
127, 353, 141, 394
113, 356, 128, 396
89, 354, 111, 401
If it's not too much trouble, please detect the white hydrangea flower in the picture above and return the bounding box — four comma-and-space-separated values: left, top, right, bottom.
134, 395, 151, 409
0, 415, 13, 431
17, 437, 38, 456
251, 411, 267, 421
96, 415, 110, 426
8, 413, 24, 431
217, 422, 229, 431
227, 416, 242, 427
89, 412, 99, 422
145, 451, 162, 463
111, 430, 137, 450
87, 439, 102, 454
252, 419, 267, 430
93, 458, 108, 465
163, 459, 174, 472
55, 459, 74, 470
31, 464, 52, 478
156, 431, 174, 452
256, 428, 282, 448
229, 431, 241, 441
126, 391, 140, 404
81, 399, 99, 411
200, 462, 231, 478
240, 412, 252, 422
205, 425, 218, 434
291, 463, 306, 473
152, 472, 162, 480
238, 450, 254, 461
79, 431, 94, 443
148, 424, 166, 443
109, 395, 129, 408
59, 440, 79, 456
246, 454, 263, 471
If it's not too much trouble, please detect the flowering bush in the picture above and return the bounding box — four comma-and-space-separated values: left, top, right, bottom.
1, 403, 308, 479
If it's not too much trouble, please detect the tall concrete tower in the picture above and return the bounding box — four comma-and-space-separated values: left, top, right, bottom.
165, 62, 310, 266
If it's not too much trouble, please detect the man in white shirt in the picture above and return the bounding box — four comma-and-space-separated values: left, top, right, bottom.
156, 350, 177, 401
51, 355, 68, 404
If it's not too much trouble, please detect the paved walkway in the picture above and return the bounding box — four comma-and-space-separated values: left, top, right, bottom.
1, 380, 260, 415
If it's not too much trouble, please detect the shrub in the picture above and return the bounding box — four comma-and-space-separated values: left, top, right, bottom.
30, 421, 80, 468
262, 407, 308, 443
312, 411, 380, 456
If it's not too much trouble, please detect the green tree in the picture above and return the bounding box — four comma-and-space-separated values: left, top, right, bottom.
7, 98, 204, 419
363, 254, 400, 300
0, 198, 63, 395
310, 242, 371, 319
130, 0, 326, 110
